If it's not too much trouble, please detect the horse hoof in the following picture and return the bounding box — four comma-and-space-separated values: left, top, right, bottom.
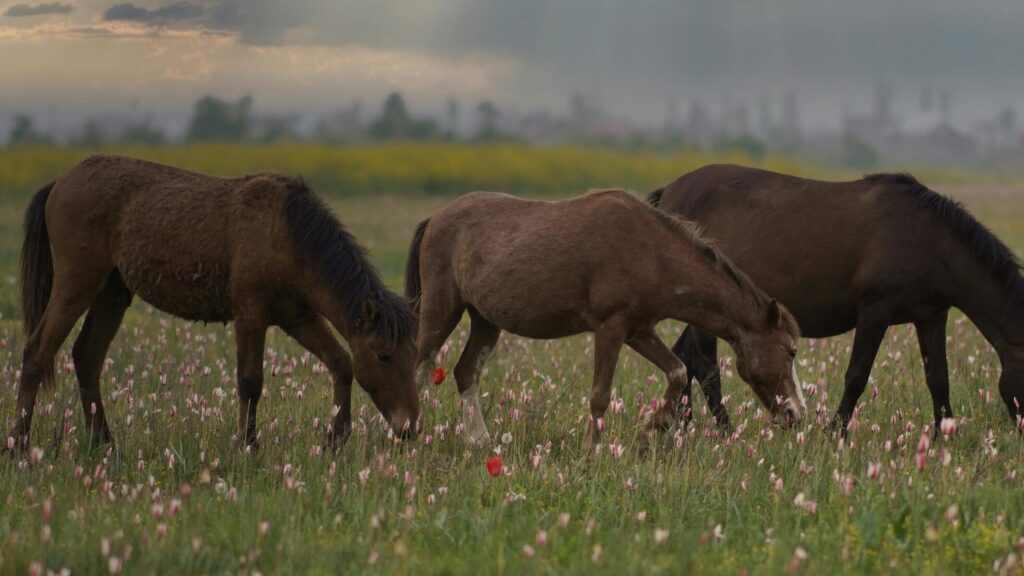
465, 431, 490, 446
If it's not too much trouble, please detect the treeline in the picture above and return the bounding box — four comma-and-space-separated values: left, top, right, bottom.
7, 92, 514, 147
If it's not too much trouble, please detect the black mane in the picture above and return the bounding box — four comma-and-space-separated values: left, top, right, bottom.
867, 173, 1024, 305
637, 191, 782, 316
283, 179, 415, 342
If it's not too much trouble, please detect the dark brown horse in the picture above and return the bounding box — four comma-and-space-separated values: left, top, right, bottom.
7, 155, 419, 453
650, 164, 1024, 432
405, 189, 805, 449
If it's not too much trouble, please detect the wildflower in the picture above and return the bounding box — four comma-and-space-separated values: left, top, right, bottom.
867, 462, 882, 480
522, 545, 535, 558
557, 512, 571, 528
946, 504, 959, 525
501, 432, 513, 445
535, 530, 548, 546
608, 442, 625, 459
486, 454, 503, 477
431, 367, 447, 385
940, 417, 957, 437
654, 528, 670, 545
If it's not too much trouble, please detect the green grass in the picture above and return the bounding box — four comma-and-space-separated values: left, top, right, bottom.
1, 146, 1024, 574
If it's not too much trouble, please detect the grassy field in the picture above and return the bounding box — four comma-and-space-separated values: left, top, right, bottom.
2, 146, 1024, 574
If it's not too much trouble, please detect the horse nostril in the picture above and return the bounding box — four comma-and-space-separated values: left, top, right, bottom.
786, 403, 803, 423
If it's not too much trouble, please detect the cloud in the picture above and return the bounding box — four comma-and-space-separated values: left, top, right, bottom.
103, 1, 202, 23
0, 20, 231, 39
3, 2, 73, 17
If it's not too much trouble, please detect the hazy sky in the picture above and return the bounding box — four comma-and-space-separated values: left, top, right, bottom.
3, 0, 1024, 135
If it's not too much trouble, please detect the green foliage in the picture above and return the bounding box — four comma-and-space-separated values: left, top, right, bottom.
0, 143, 806, 201
368, 93, 439, 141
186, 96, 253, 142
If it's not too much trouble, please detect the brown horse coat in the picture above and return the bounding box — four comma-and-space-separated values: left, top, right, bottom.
8, 155, 419, 452
407, 189, 804, 448
652, 164, 1024, 431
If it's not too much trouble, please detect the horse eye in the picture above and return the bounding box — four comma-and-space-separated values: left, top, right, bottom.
376, 353, 392, 363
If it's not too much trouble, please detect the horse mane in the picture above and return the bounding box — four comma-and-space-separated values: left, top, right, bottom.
632, 190, 781, 316
866, 173, 1024, 305
283, 178, 415, 342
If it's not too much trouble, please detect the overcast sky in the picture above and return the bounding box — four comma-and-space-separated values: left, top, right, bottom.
2, 0, 1024, 135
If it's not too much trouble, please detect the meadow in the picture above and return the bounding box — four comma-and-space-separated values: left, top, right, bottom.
2, 145, 1024, 575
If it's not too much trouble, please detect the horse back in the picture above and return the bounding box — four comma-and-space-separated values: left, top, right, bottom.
46, 155, 299, 322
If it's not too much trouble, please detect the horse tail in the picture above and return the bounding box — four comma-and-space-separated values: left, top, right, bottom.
21, 181, 55, 389
647, 187, 664, 207
404, 217, 431, 311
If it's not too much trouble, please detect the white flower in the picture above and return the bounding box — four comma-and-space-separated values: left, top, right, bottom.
501, 432, 513, 445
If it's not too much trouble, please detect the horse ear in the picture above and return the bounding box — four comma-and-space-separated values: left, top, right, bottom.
767, 299, 782, 328
357, 297, 379, 334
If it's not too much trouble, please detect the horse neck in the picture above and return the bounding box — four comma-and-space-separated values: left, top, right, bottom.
664, 254, 765, 345
953, 270, 1024, 358
307, 276, 358, 340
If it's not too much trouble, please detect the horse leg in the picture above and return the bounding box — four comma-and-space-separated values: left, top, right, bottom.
7, 276, 108, 453
414, 282, 464, 391
454, 310, 500, 445
915, 311, 953, 434
280, 316, 354, 448
627, 330, 689, 450
71, 275, 131, 448
672, 325, 729, 429
234, 322, 268, 450
831, 311, 889, 431
585, 318, 626, 453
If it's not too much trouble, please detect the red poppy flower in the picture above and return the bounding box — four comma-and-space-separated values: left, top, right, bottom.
431, 367, 447, 385
486, 454, 503, 477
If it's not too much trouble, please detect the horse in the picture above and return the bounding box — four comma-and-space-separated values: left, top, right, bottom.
6, 154, 419, 453
650, 164, 1024, 432
404, 189, 805, 450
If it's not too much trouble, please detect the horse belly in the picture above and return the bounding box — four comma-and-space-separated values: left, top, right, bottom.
122, 261, 233, 322
462, 271, 589, 339
116, 229, 233, 323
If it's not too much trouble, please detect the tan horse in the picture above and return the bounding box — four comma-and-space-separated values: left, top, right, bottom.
405, 189, 805, 449
7, 155, 419, 453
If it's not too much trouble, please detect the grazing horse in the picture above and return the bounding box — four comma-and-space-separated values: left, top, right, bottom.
7, 155, 419, 453
650, 164, 1024, 432
404, 189, 805, 449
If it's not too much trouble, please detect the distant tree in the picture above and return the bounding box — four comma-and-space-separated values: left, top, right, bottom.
8, 114, 52, 146
368, 92, 437, 141
446, 97, 459, 140
186, 95, 252, 142
70, 119, 108, 148
841, 132, 880, 169
256, 115, 299, 143
313, 103, 364, 143
713, 134, 766, 160
475, 101, 501, 142
120, 118, 166, 145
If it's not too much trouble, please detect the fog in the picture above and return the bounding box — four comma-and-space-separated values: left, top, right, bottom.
2, 0, 1024, 145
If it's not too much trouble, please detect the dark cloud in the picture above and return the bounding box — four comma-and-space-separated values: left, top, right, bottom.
103, 1, 202, 23
3, 2, 73, 17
